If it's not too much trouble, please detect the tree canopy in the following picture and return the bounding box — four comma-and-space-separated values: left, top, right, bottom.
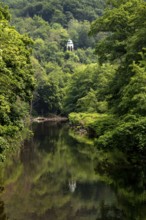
1, 0, 105, 26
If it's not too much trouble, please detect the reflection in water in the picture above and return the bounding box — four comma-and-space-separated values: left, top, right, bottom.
95, 149, 146, 220
0, 200, 7, 220
0, 187, 7, 220
0, 122, 146, 220
68, 179, 76, 193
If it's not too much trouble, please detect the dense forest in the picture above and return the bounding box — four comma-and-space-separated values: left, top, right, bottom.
1, 0, 106, 116
1, 0, 146, 160
2, 0, 105, 25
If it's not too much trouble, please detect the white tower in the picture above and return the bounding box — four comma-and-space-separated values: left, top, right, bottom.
66, 39, 74, 51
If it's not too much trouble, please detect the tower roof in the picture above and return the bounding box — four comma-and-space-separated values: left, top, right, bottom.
67, 39, 74, 46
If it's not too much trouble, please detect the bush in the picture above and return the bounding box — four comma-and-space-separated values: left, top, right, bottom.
96, 116, 146, 152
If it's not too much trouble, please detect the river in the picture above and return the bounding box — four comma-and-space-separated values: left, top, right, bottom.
0, 121, 146, 220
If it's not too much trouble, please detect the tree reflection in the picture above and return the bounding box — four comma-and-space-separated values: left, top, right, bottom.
96, 201, 124, 220
1, 122, 146, 220
0, 201, 7, 220
95, 149, 146, 220
0, 122, 115, 220
0, 186, 7, 220
68, 179, 76, 193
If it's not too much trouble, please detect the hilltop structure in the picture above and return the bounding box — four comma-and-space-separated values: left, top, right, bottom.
66, 39, 74, 51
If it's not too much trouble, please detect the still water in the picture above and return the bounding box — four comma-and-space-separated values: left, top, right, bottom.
0, 122, 146, 220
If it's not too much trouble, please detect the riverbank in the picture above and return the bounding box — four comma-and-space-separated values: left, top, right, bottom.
69, 112, 109, 137
69, 112, 146, 153
32, 116, 68, 123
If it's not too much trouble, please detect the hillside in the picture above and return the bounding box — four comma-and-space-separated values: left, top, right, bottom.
1, 0, 105, 26
0, 0, 106, 116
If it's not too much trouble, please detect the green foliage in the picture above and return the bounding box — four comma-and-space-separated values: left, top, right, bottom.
33, 80, 62, 115
0, 5, 34, 157
0, 137, 8, 155
96, 115, 146, 152
68, 19, 95, 49
90, 0, 145, 63
69, 112, 106, 128
64, 63, 116, 114
32, 68, 70, 115
119, 62, 146, 115
0, 3, 10, 20
88, 0, 146, 151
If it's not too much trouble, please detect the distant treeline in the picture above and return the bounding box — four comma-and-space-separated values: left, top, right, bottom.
2, 0, 105, 26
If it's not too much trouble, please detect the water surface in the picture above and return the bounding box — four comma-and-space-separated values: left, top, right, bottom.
0, 122, 146, 220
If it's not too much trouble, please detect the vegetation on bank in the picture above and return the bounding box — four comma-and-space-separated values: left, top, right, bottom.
69, 0, 146, 152
0, 4, 34, 160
